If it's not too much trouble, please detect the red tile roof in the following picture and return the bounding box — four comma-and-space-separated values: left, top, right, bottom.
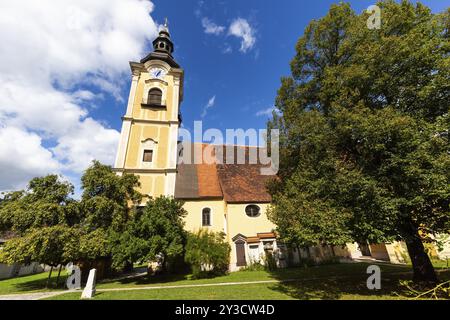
175, 143, 276, 203
257, 232, 277, 239
246, 237, 260, 244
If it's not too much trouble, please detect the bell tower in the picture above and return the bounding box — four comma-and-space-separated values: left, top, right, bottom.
114, 20, 183, 199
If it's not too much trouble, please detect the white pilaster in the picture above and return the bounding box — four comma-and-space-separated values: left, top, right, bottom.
171, 76, 180, 121
165, 172, 177, 197
114, 72, 139, 169
167, 123, 179, 169
114, 119, 132, 169
126, 74, 139, 116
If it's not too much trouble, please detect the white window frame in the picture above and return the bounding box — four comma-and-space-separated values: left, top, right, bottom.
140, 138, 158, 169
143, 82, 167, 106
201, 207, 213, 227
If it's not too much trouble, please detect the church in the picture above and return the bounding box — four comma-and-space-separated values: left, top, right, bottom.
113, 23, 437, 271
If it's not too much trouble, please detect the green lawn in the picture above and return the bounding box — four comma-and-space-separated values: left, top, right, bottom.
0, 271, 67, 295
430, 259, 450, 269
49, 262, 450, 300
2, 262, 449, 300
49, 263, 450, 300
95, 262, 411, 290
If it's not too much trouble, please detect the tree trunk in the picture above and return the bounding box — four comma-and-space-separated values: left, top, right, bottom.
403, 224, 438, 284
295, 244, 301, 265
46, 266, 53, 288
56, 264, 63, 287
305, 246, 311, 259
330, 245, 336, 257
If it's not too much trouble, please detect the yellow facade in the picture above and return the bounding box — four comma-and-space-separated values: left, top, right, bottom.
226, 203, 276, 269
113, 25, 280, 272
180, 200, 276, 270
226, 203, 275, 239
114, 58, 183, 199
114, 26, 426, 272
182, 200, 227, 234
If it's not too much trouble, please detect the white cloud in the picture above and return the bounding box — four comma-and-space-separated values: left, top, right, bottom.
197, 13, 256, 54
201, 96, 216, 118
201, 18, 225, 35
52, 118, 120, 172
72, 90, 103, 102
256, 107, 280, 117
228, 18, 256, 53
0, 0, 158, 191
0, 127, 60, 191
222, 43, 233, 54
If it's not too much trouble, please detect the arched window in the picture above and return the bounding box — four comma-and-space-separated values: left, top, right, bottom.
147, 88, 162, 105
202, 208, 211, 226
245, 205, 260, 217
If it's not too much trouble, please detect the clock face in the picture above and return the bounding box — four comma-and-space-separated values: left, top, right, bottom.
150, 68, 166, 79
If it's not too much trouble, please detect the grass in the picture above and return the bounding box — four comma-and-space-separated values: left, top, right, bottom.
94, 262, 411, 290
48, 262, 450, 300
49, 264, 450, 300
430, 259, 450, 269
0, 271, 67, 295
2, 261, 449, 300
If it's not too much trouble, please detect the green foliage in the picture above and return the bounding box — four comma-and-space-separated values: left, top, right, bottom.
185, 229, 231, 278
242, 261, 266, 272
262, 251, 277, 271
110, 196, 187, 271
0, 175, 77, 234
78, 229, 110, 261
268, 1, 450, 282
0, 161, 142, 273
0, 225, 80, 267
80, 160, 142, 231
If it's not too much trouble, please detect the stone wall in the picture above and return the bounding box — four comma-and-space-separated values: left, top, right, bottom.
0, 262, 43, 280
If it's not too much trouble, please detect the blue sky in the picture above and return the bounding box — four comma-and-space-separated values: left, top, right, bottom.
122, 0, 449, 135
0, 0, 447, 193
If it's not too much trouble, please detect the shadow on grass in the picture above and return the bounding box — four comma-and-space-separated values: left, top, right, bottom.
99, 272, 191, 287
267, 276, 411, 300
13, 275, 68, 293
264, 262, 421, 300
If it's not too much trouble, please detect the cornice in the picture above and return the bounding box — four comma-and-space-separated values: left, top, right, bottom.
113, 168, 177, 174
121, 116, 180, 126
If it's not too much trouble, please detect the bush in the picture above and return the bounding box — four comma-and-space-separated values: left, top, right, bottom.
262, 251, 277, 271
242, 260, 266, 272
185, 229, 231, 278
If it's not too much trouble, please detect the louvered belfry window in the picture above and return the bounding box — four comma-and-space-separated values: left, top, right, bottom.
147, 88, 162, 105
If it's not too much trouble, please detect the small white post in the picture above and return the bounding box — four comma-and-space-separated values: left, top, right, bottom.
81, 268, 97, 299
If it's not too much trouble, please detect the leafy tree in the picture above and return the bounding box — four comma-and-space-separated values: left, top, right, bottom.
268, 1, 450, 283
0, 161, 143, 282
110, 196, 187, 272
80, 160, 142, 232
185, 229, 231, 278
0, 175, 78, 234
0, 225, 81, 286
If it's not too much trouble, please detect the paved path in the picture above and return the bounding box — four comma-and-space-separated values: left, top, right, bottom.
0, 290, 71, 300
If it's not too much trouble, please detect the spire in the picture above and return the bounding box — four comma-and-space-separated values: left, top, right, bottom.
140, 17, 179, 68
151, 18, 173, 55
163, 17, 169, 32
